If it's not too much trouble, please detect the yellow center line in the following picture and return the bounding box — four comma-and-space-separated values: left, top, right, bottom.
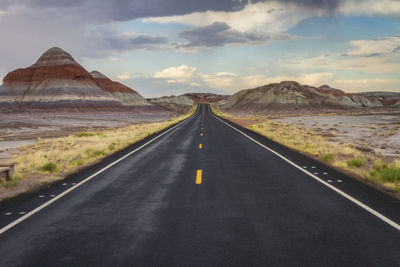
196, 169, 202, 184
199, 144, 202, 149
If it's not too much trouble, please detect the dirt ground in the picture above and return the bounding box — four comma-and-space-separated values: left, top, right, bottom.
0, 110, 173, 159
273, 111, 400, 159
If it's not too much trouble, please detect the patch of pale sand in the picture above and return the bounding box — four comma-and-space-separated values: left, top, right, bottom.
274, 112, 400, 158
229, 118, 259, 127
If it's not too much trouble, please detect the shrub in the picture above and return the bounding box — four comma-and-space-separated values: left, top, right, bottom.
40, 162, 57, 172
74, 132, 95, 137
347, 158, 365, 168
72, 159, 84, 166
4, 175, 21, 188
322, 154, 334, 162
92, 150, 106, 157
370, 162, 400, 183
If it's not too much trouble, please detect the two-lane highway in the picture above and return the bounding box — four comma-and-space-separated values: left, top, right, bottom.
0, 104, 399, 266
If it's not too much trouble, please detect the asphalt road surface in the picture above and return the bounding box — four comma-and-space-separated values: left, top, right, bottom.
0, 104, 399, 266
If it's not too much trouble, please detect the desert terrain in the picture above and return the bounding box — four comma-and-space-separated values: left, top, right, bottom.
0, 110, 173, 160
273, 111, 400, 159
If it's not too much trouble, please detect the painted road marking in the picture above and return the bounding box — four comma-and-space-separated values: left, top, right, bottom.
4, 213, 12, 216
18, 212, 26, 215
199, 144, 202, 149
50, 195, 56, 198
39, 195, 45, 198
209, 105, 400, 231
323, 172, 328, 175
337, 180, 343, 183
62, 183, 67, 186
0, 107, 200, 236
196, 170, 202, 184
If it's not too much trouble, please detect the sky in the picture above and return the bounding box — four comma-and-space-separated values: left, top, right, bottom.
0, 0, 399, 97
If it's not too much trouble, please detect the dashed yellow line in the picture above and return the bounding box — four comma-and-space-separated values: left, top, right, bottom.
199, 144, 202, 149
196, 169, 202, 184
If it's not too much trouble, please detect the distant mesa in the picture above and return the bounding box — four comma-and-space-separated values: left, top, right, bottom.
222, 81, 384, 111
90, 70, 150, 106
183, 93, 229, 103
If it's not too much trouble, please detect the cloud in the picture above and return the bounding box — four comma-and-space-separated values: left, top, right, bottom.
347, 36, 400, 57
331, 79, 400, 93
154, 65, 197, 83
178, 22, 294, 47
285, 36, 400, 74
0, 0, 254, 22
86, 25, 169, 55
144, 1, 315, 33
144, 0, 400, 31
201, 71, 334, 91
121, 76, 218, 98
153, 64, 334, 92
117, 72, 131, 80
338, 0, 400, 18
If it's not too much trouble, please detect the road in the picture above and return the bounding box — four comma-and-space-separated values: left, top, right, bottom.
0, 104, 399, 266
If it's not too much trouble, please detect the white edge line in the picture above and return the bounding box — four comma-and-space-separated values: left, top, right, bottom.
0, 106, 200, 235
208, 105, 400, 231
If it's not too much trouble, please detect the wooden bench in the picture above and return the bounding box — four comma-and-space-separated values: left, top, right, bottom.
0, 160, 15, 181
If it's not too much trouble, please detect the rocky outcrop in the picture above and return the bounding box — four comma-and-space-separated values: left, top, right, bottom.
318, 85, 382, 107
223, 81, 383, 111
91, 71, 150, 106
0, 47, 122, 109
355, 91, 400, 107
148, 95, 193, 106
148, 95, 193, 113
183, 93, 229, 103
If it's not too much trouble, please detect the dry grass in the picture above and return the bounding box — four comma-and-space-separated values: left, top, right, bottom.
2, 106, 196, 190
213, 106, 400, 193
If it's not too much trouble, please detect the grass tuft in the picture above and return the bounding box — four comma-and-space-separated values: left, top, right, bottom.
322, 154, 334, 162
74, 132, 95, 137
40, 162, 57, 172
346, 158, 365, 168
370, 162, 400, 183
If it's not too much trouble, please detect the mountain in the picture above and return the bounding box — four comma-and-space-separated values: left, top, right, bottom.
223, 81, 382, 111
183, 93, 229, 103
90, 71, 150, 106
148, 95, 193, 113
0, 47, 122, 110
355, 91, 400, 106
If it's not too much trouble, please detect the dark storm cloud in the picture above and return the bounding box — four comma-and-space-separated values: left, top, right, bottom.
179, 22, 293, 47
0, 0, 344, 22
0, 0, 252, 21
86, 26, 169, 53
273, 0, 341, 11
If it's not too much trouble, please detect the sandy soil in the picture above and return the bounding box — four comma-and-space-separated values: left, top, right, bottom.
273, 111, 400, 159
228, 118, 259, 127
0, 110, 173, 159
